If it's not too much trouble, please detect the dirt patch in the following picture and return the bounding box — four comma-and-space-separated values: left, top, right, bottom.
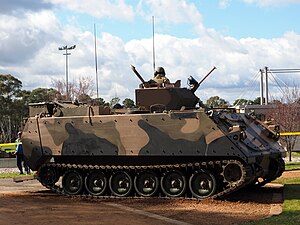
0, 191, 275, 225
280, 170, 300, 179
0, 171, 294, 225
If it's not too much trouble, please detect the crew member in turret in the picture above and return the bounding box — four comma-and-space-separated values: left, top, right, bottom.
151, 67, 170, 84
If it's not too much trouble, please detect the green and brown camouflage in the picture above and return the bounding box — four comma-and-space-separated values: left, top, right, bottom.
21, 67, 285, 199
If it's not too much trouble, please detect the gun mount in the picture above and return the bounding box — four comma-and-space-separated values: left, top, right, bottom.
131, 65, 216, 111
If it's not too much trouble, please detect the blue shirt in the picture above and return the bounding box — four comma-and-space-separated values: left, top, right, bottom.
15, 138, 23, 154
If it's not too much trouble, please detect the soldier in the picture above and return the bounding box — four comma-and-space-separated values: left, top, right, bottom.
151, 67, 170, 84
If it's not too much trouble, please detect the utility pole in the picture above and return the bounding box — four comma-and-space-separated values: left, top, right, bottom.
58, 45, 76, 99
259, 68, 264, 105
259, 66, 269, 105
265, 66, 269, 105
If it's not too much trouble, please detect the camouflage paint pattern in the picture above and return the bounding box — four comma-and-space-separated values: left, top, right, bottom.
22, 106, 284, 176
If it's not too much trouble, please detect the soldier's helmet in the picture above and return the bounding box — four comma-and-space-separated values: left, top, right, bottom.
154, 67, 166, 77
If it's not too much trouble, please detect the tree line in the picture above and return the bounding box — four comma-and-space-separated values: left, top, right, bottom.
0, 74, 134, 143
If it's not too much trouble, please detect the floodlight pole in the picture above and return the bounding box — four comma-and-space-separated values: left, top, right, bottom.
58, 45, 76, 99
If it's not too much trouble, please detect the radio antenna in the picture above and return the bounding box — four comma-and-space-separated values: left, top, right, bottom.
152, 16, 156, 72
94, 23, 99, 98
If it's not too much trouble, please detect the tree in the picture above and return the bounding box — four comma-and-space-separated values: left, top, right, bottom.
28, 88, 59, 103
13, 90, 31, 124
91, 97, 107, 106
266, 85, 300, 161
206, 96, 229, 108
76, 77, 94, 100
110, 97, 120, 107
52, 76, 94, 101
78, 93, 92, 103
123, 98, 135, 108
233, 98, 254, 106
0, 74, 23, 143
252, 97, 266, 105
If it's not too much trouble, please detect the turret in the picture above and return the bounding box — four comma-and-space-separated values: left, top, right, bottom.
131, 65, 216, 111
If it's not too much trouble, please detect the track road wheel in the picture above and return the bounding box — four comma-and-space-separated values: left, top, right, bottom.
85, 171, 107, 196
62, 170, 84, 195
222, 161, 243, 185
134, 170, 159, 197
161, 170, 186, 197
189, 170, 217, 199
39, 166, 59, 186
109, 171, 133, 197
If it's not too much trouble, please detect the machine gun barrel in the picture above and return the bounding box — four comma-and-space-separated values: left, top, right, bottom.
130, 65, 146, 83
191, 66, 216, 93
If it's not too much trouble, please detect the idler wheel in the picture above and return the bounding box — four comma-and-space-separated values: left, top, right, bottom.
39, 166, 59, 186
85, 171, 107, 196
222, 161, 244, 185
62, 170, 84, 195
134, 170, 159, 197
109, 171, 133, 197
254, 158, 285, 187
160, 170, 186, 197
189, 170, 217, 198
266, 157, 285, 181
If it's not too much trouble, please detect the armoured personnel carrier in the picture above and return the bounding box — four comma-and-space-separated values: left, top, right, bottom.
22, 66, 285, 199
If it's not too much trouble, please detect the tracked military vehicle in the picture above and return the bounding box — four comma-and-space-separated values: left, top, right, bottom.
22, 66, 285, 199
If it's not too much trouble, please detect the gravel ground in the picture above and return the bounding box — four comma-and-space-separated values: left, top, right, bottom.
0, 177, 284, 225
0, 168, 19, 174
2, 160, 297, 225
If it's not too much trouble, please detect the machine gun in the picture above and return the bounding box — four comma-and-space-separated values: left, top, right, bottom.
188, 66, 216, 93
131, 65, 146, 84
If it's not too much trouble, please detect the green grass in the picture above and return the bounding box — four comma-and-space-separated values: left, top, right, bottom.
285, 162, 300, 171
242, 176, 300, 225
0, 172, 20, 179
291, 152, 300, 157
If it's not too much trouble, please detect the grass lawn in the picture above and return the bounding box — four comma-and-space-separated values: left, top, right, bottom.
0, 172, 19, 179
242, 162, 300, 225
242, 176, 300, 225
291, 152, 300, 157
285, 162, 300, 171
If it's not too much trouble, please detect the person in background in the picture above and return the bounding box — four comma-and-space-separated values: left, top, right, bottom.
15, 132, 30, 175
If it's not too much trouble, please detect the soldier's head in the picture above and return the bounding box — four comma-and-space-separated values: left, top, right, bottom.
154, 67, 165, 77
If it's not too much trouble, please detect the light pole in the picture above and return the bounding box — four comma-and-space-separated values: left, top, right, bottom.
58, 45, 76, 99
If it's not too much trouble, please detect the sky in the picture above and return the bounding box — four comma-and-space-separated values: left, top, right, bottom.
0, 0, 300, 104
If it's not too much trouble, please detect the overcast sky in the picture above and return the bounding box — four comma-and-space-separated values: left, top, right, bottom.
0, 0, 300, 104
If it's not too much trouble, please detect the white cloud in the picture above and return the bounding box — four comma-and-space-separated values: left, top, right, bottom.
243, 0, 300, 7
46, 0, 134, 21
0, 0, 53, 15
3, 22, 300, 103
125, 31, 300, 103
1, 1, 300, 104
0, 10, 61, 65
137, 0, 205, 33
219, 0, 231, 8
